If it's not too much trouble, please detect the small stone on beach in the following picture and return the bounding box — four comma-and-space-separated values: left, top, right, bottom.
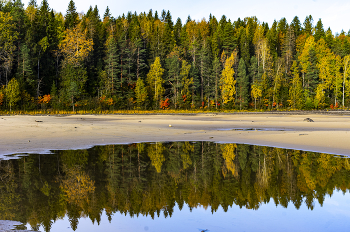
304, 118, 314, 122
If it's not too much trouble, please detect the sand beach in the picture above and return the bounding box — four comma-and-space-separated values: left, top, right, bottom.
1, 113, 350, 158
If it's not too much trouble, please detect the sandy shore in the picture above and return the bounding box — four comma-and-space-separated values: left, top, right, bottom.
1, 113, 350, 158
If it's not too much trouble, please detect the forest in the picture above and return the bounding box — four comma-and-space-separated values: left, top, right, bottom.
0, 142, 349, 231
1, 0, 350, 112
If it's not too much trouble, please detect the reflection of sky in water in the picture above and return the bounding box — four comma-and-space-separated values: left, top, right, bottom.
36, 190, 350, 232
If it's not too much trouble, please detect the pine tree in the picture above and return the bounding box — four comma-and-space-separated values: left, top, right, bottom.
174, 18, 182, 46
266, 20, 278, 59
199, 40, 211, 106
283, 26, 295, 74
222, 20, 235, 54
165, 50, 181, 108
289, 61, 304, 109
65, 0, 78, 29
290, 16, 302, 37
104, 35, 119, 96
236, 58, 249, 109
17, 44, 35, 94
180, 60, 192, 108
314, 19, 325, 42
303, 15, 313, 36
240, 27, 250, 67
212, 56, 220, 109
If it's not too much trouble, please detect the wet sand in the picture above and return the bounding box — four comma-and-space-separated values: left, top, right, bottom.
1, 113, 350, 158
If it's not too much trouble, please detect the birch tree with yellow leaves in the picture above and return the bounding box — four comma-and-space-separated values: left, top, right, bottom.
220, 51, 237, 107
343, 55, 350, 107
59, 24, 93, 111
147, 57, 164, 108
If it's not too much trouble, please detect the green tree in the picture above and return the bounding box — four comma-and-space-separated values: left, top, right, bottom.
165, 49, 181, 108
65, 0, 78, 29
314, 19, 325, 42
104, 35, 119, 96
236, 58, 249, 109
289, 61, 303, 109
303, 15, 314, 35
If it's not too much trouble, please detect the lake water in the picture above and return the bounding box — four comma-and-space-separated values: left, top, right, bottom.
1, 142, 350, 232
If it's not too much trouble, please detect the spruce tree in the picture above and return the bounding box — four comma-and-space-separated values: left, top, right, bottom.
212, 57, 220, 108
222, 20, 235, 54
291, 16, 302, 37
65, 0, 78, 29
303, 15, 314, 35
200, 41, 212, 107
17, 44, 35, 95
314, 19, 325, 41
104, 35, 119, 96
236, 58, 249, 110
240, 28, 250, 66
165, 53, 181, 108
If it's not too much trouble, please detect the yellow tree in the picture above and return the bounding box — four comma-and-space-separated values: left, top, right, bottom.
147, 57, 164, 108
221, 143, 238, 177
181, 142, 193, 170
343, 55, 350, 107
59, 26, 93, 67
253, 24, 267, 73
0, 12, 17, 84
60, 165, 95, 207
298, 36, 315, 88
251, 84, 262, 110
315, 39, 342, 108
220, 51, 237, 106
59, 24, 93, 111
255, 38, 272, 74
147, 142, 165, 173
186, 20, 199, 63
5, 78, 20, 112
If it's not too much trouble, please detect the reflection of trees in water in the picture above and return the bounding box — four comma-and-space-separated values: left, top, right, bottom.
0, 142, 350, 231
0, 161, 19, 220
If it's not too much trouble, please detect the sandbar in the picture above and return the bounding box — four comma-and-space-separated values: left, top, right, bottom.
1, 113, 350, 158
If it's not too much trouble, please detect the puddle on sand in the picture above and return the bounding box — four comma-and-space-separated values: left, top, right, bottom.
0, 142, 349, 232
217, 127, 291, 131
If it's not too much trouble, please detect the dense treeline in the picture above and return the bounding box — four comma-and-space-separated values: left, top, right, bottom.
0, 142, 349, 231
1, 0, 350, 111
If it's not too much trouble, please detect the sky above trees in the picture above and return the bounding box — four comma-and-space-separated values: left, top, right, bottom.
26, 0, 350, 34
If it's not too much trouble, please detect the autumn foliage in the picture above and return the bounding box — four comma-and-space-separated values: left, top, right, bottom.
38, 94, 51, 104
99, 95, 114, 106
160, 98, 170, 109
60, 165, 95, 206
3, 1, 350, 112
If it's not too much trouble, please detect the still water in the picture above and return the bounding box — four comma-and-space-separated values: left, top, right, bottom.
1, 142, 350, 232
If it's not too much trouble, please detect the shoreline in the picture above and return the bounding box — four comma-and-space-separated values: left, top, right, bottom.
1, 113, 350, 158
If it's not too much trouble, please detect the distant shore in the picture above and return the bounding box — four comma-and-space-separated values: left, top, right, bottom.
1, 113, 350, 158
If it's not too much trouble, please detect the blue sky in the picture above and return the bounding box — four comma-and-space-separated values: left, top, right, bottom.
31, 0, 350, 34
